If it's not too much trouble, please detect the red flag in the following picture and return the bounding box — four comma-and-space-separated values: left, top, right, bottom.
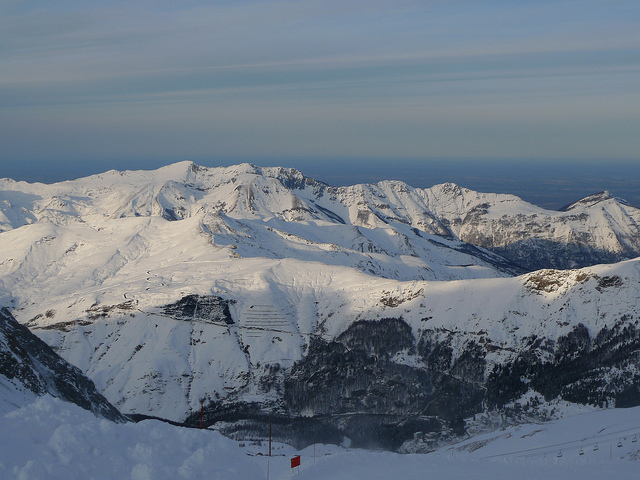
291, 455, 301, 469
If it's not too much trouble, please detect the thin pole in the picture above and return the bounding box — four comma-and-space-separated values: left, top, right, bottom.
200, 399, 204, 430
268, 415, 272, 457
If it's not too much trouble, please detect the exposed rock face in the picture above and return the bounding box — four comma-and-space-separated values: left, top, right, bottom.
0, 308, 126, 422
163, 294, 235, 324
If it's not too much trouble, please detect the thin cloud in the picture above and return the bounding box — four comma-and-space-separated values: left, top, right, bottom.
1, 0, 639, 167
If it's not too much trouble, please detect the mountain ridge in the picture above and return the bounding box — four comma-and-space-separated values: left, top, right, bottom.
3, 162, 638, 274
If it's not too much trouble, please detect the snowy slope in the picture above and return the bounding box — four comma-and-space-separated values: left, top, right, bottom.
0, 396, 262, 480
446, 401, 640, 462
284, 404, 640, 480
421, 183, 640, 270
1, 395, 638, 480
12, 251, 640, 423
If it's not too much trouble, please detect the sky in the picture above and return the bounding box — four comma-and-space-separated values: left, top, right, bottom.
1, 0, 639, 192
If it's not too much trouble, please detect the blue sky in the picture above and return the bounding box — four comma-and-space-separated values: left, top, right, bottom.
1, 0, 639, 182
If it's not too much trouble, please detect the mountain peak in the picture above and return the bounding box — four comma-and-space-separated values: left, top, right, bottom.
155, 160, 199, 182
559, 191, 622, 211
432, 182, 465, 195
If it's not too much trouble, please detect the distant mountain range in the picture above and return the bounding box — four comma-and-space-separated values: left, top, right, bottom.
1, 162, 639, 450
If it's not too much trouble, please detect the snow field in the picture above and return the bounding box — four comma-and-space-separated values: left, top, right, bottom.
2, 396, 639, 480
0, 396, 263, 480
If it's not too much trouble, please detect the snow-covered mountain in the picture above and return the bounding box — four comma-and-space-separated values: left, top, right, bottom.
3, 162, 638, 274
422, 184, 640, 271
0, 308, 125, 421
0, 162, 521, 284
1, 162, 639, 450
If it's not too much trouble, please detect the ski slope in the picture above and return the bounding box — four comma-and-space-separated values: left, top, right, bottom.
1, 396, 638, 480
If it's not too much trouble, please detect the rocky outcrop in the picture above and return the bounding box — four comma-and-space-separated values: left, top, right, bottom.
0, 308, 126, 422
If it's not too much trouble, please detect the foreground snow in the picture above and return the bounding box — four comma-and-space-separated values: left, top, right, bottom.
2, 397, 639, 480
0, 397, 262, 480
